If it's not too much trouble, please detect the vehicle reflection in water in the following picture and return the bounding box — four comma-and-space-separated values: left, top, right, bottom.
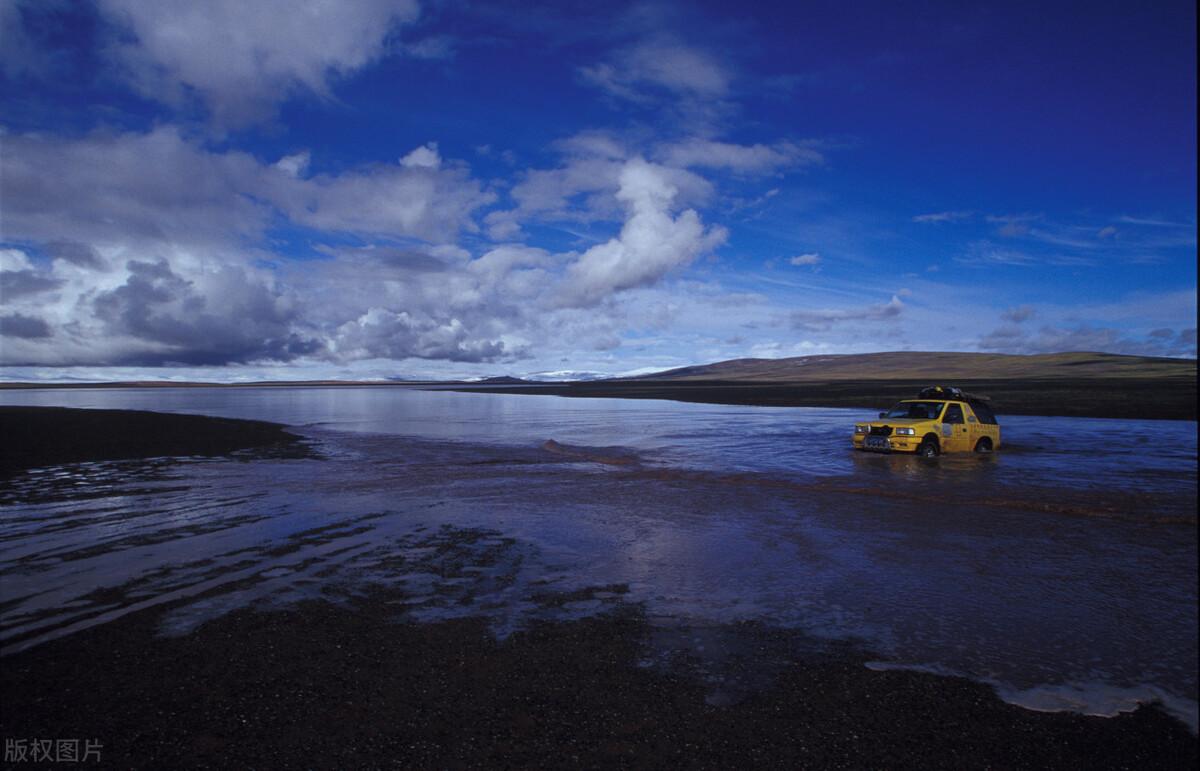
0, 386, 1196, 730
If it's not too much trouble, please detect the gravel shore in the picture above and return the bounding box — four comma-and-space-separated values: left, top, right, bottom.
3, 587, 1196, 769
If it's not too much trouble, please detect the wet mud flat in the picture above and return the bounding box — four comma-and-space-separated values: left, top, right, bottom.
3, 560, 1196, 769
0, 406, 311, 478
1, 407, 1197, 767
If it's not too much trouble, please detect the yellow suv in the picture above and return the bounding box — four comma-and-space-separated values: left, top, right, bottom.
852, 387, 1001, 457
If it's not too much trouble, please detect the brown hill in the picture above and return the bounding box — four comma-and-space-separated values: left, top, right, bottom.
455, 351, 1196, 420
635, 351, 1195, 383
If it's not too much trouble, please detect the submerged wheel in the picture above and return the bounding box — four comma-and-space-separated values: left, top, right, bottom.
974, 437, 993, 453
917, 439, 939, 458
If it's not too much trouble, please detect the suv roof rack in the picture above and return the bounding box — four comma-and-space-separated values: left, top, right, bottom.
917, 385, 992, 403
917, 385, 964, 400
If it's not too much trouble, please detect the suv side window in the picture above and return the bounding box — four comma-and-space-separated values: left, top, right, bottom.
943, 403, 964, 424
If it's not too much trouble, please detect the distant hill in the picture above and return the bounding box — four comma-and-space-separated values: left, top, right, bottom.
451, 350, 1184, 419
630, 351, 1196, 383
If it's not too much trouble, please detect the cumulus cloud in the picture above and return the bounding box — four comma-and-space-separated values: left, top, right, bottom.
486, 134, 713, 237
790, 295, 905, 332
87, 259, 320, 366
0, 124, 742, 371
558, 159, 727, 307
399, 142, 441, 169
100, 0, 421, 125
273, 152, 311, 179
1, 269, 63, 299
1, 128, 491, 249
46, 240, 106, 270
2, 128, 268, 250
332, 309, 508, 363
0, 313, 52, 339
269, 151, 493, 242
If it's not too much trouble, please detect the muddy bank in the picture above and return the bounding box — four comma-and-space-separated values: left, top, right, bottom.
445, 376, 1198, 421
2, 589, 1195, 770
0, 407, 309, 477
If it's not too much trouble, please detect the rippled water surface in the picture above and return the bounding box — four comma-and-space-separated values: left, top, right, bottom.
1, 387, 1196, 728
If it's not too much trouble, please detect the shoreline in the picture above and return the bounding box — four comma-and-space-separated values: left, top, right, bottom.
2, 585, 1195, 768
443, 376, 1198, 421
2, 375, 1194, 420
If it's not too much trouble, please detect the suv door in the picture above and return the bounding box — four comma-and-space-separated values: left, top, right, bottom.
940, 402, 970, 452
963, 403, 984, 450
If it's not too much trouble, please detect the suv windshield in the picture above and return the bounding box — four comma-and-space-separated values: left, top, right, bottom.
882, 401, 944, 420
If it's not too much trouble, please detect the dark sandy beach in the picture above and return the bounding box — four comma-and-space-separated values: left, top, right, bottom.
4, 583, 1196, 769
0, 406, 310, 478
1, 407, 1197, 767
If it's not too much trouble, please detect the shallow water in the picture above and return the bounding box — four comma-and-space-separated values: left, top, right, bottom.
1, 386, 1196, 728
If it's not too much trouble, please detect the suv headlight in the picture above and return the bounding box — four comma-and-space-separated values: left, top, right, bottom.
894, 427, 916, 436
854, 425, 868, 434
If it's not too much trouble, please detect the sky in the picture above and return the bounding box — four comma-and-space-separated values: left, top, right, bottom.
0, 0, 1196, 382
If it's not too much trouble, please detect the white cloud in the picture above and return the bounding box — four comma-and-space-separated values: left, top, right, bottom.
0, 248, 34, 272
400, 142, 441, 169
658, 138, 823, 174
912, 211, 972, 224
558, 159, 727, 307
790, 295, 905, 332
1116, 215, 1190, 227
2, 127, 268, 250
789, 253, 821, 267
99, 0, 421, 125
978, 323, 1197, 358
1, 127, 492, 248
580, 38, 731, 102
273, 151, 311, 179
486, 134, 713, 237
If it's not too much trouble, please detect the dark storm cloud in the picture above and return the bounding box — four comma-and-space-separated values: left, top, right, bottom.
0, 313, 52, 339
0, 269, 63, 299
91, 259, 322, 366
46, 240, 106, 269
372, 249, 449, 273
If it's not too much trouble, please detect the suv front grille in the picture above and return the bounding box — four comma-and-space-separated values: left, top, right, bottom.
869, 425, 893, 436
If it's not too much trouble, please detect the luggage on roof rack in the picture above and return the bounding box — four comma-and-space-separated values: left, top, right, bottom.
917, 386, 965, 400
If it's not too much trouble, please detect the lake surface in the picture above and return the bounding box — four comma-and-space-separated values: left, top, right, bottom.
1, 386, 1196, 728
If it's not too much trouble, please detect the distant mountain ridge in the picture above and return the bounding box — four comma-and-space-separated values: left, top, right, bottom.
626, 351, 1196, 383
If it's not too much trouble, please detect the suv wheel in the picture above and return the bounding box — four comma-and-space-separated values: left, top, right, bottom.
917, 439, 939, 458
974, 437, 993, 453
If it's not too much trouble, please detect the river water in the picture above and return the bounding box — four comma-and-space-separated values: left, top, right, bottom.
1, 386, 1196, 729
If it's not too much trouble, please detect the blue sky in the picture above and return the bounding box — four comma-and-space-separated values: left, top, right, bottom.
0, 0, 1195, 381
